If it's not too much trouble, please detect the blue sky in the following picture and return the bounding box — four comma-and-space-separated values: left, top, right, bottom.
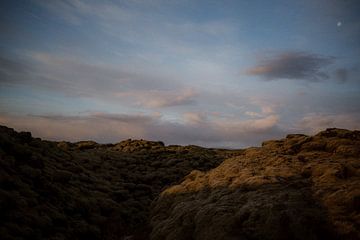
1, 0, 359, 147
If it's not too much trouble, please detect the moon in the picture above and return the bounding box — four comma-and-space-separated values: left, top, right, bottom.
337, 21, 342, 27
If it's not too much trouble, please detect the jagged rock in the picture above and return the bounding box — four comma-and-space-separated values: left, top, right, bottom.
75, 141, 99, 150
113, 139, 165, 152
1, 125, 358, 240
57, 141, 71, 151
151, 128, 360, 240
0, 125, 239, 240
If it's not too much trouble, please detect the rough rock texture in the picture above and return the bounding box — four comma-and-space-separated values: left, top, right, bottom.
151, 129, 360, 240
0, 125, 242, 240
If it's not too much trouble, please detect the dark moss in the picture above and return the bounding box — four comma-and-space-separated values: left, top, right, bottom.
0, 125, 242, 239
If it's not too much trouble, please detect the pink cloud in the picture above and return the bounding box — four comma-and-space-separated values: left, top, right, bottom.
296, 113, 360, 133
113, 88, 197, 108
0, 112, 283, 147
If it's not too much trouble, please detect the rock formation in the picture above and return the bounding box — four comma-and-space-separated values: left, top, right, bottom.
0, 125, 240, 240
151, 129, 360, 240
0, 125, 359, 239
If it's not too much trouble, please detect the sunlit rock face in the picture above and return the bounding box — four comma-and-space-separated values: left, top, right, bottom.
151, 128, 360, 240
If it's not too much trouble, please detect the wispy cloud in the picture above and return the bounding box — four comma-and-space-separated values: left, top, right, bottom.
115, 89, 197, 108
0, 52, 197, 108
31, 0, 133, 25
246, 51, 334, 81
334, 68, 348, 83
0, 111, 284, 147
296, 113, 360, 133
32, 0, 235, 45
333, 67, 360, 83
183, 112, 207, 125
1, 0, 360, 148
240, 96, 282, 118
244, 111, 263, 118
0, 56, 32, 83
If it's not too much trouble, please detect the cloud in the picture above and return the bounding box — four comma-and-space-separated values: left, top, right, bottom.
115, 89, 197, 108
183, 112, 207, 124
244, 96, 281, 117
142, 89, 196, 108
3, 110, 360, 148
0, 52, 196, 108
0, 111, 284, 148
212, 115, 280, 136
246, 51, 334, 81
34, 112, 156, 124
0, 112, 158, 143
0, 56, 32, 83
31, 0, 133, 25
333, 67, 360, 83
334, 68, 348, 83
296, 113, 360, 134
31, 0, 238, 66
26, 52, 159, 93
245, 111, 263, 118
0, 53, 136, 93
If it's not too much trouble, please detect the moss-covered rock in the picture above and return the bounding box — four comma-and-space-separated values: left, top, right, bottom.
151, 128, 360, 240
0, 125, 240, 239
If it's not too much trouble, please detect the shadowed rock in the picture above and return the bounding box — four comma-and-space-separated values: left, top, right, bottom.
0, 125, 240, 240
151, 128, 360, 240
0, 126, 359, 239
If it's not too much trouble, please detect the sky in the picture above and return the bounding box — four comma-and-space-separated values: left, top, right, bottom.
0, 0, 360, 147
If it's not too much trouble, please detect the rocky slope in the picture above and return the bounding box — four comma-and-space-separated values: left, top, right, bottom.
0, 125, 242, 240
1, 126, 359, 240
151, 128, 360, 240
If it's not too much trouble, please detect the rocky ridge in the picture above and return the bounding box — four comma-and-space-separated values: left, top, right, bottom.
0, 126, 359, 240
0, 125, 241, 240
150, 128, 360, 240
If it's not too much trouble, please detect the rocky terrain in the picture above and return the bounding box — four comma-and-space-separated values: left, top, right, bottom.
151, 129, 360, 240
0, 125, 241, 240
0, 126, 359, 240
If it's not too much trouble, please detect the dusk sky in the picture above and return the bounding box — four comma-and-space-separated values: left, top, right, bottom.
1, 0, 360, 147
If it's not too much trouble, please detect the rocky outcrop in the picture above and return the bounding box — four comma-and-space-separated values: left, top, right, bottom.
1, 125, 359, 240
150, 129, 360, 240
0, 125, 241, 240
113, 139, 165, 152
